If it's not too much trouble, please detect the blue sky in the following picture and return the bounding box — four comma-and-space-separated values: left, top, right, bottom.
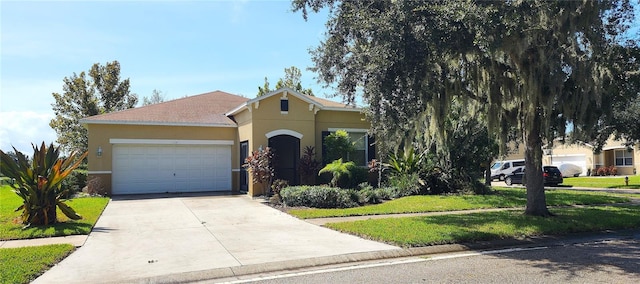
1, 1, 638, 155
1, 0, 331, 153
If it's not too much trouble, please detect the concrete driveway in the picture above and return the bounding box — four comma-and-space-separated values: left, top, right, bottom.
34, 194, 397, 283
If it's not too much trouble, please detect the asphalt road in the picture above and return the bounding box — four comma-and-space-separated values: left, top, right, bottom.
224, 235, 640, 284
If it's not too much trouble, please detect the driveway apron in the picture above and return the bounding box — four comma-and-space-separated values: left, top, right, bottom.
34, 195, 397, 283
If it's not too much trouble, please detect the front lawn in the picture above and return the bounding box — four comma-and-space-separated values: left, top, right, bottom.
0, 244, 74, 284
562, 175, 640, 189
0, 185, 109, 240
288, 187, 631, 219
326, 206, 640, 247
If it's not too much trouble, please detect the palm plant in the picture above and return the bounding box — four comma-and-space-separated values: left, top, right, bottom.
387, 148, 424, 175
318, 158, 356, 188
0, 142, 87, 227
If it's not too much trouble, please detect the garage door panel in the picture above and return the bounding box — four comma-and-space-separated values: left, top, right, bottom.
551, 155, 587, 177
112, 144, 231, 194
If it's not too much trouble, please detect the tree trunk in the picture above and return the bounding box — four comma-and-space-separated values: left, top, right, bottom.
523, 109, 552, 217
484, 159, 492, 186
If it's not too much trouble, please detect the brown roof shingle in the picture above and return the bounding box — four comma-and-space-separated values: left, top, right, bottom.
81, 91, 248, 127
305, 95, 352, 108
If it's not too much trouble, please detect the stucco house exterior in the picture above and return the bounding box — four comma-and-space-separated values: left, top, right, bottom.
503, 137, 640, 176
80, 88, 373, 196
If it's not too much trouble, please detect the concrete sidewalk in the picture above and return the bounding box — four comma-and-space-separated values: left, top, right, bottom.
0, 235, 87, 249
32, 195, 397, 284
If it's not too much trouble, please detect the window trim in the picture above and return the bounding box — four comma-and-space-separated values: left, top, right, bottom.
614, 150, 633, 167
280, 99, 289, 114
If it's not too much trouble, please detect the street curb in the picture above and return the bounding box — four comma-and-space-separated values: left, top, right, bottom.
123, 245, 467, 284
124, 229, 640, 284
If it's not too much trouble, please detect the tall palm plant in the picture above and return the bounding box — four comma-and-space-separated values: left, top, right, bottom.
318, 158, 356, 188
0, 142, 87, 227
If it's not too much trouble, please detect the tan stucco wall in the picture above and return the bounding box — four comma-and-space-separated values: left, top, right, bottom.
242, 92, 318, 195
238, 91, 372, 196
86, 123, 238, 195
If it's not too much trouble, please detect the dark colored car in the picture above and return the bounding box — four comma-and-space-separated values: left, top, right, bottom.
504, 166, 563, 186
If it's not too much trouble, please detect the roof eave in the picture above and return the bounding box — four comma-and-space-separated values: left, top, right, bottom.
224, 102, 249, 116
80, 119, 238, 128
321, 106, 362, 112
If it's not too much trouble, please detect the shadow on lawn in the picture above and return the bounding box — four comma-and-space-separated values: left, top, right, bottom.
5, 222, 94, 240
490, 188, 629, 207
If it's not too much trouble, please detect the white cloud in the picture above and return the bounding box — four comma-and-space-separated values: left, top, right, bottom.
0, 111, 57, 154
0, 78, 61, 113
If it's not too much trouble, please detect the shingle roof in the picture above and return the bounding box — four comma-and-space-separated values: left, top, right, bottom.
81, 91, 249, 127
225, 87, 359, 116
306, 95, 351, 108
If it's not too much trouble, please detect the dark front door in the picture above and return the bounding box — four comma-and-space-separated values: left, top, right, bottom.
268, 135, 300, 185
240, 141, 249, 192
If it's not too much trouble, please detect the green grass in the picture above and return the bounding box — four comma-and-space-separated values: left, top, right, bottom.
0, 185, 109, 240
289, 187, 631, 219
326, 206, 640, 247
0, 244, 75, 284
561, 175, 640, 189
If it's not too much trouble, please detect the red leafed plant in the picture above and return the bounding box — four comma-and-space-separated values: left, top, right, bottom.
298, 146, 320, 185
243, 147, 275, 195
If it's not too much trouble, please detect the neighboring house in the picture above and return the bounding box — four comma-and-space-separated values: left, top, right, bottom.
503, 138, 640, 176
80, 88, 373, 196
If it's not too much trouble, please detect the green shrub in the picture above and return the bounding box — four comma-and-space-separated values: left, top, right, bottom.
374, 187, 395, 200
358, 187, 382, 204
346, 166, 370, 189
271, 179, 289, 196
387, 172, 422, 197
60, 169, 87, 197
354, 182, 390, 204
280, 186, 359, 208
422, 171, 454, 194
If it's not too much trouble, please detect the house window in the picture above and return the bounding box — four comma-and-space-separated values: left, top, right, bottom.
322, 129, 375, 167
280, 99, 289, 112
615, 150, 633, 166
350, 132, 367, 166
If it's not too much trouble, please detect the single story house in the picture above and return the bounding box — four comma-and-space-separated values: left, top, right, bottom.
80, 88, 374, 196
503, 137, 639, 176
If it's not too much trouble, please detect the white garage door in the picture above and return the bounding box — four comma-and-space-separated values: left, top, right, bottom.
551, 155, 587, 177
112, 144, 231, 194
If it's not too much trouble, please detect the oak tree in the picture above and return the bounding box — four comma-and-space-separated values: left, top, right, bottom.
293, 0, 637, 216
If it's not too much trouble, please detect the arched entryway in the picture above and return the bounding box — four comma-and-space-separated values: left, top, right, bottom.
268, 134, 300, 185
